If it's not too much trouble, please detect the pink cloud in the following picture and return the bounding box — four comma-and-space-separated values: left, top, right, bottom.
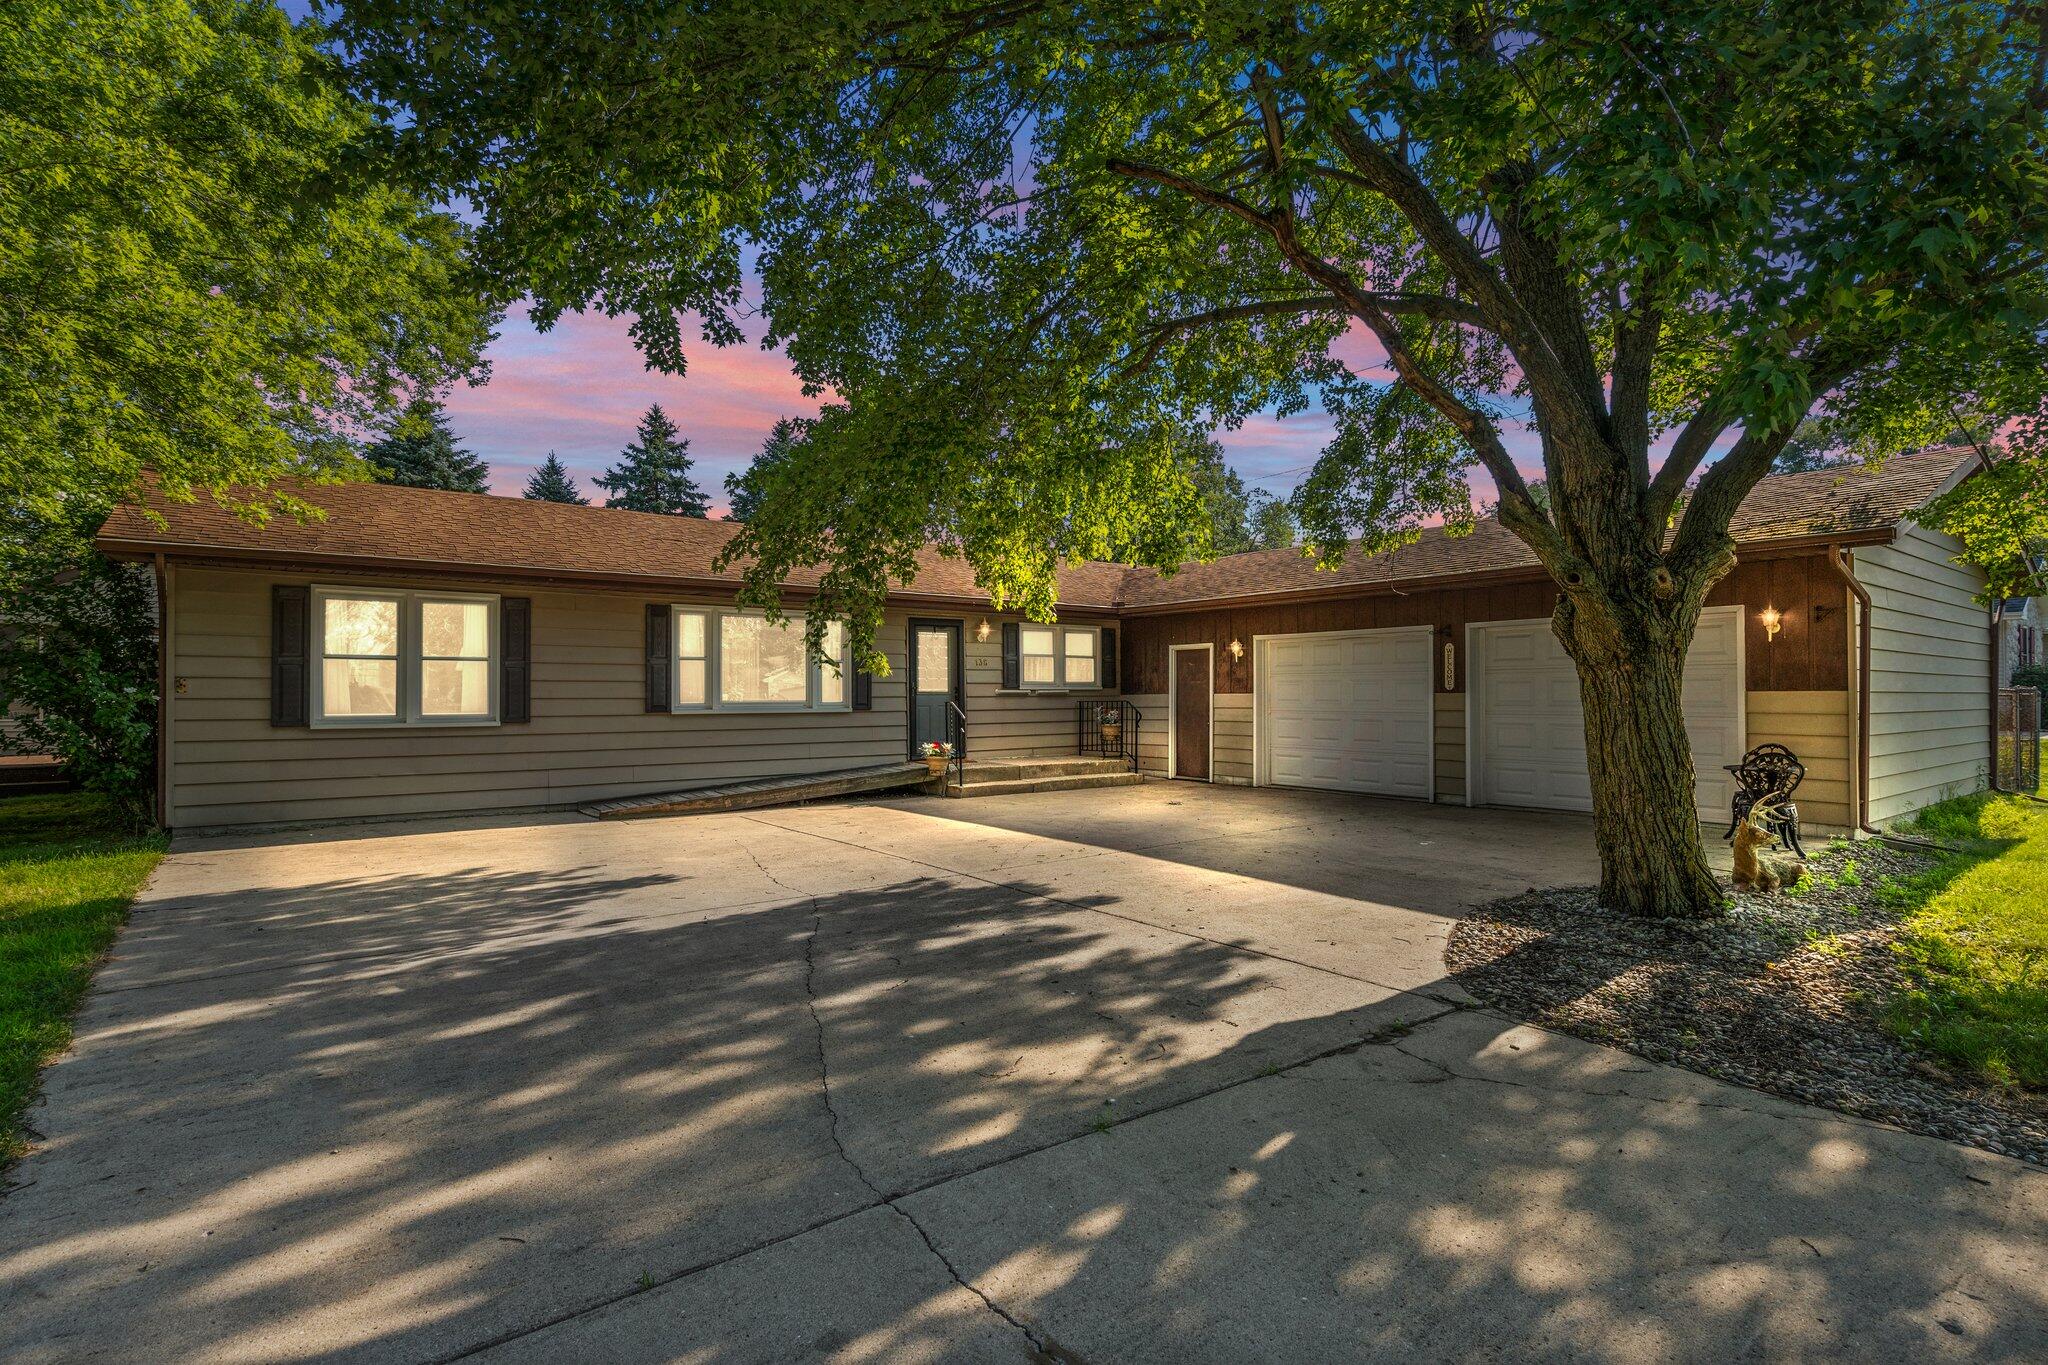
442, 305, 819, 510
446, 304, 1729, 526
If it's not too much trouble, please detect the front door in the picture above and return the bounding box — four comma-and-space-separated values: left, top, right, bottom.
910, 620, 963, 756
1173, 647, 1211, 780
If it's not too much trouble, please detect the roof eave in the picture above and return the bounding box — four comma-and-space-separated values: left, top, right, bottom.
1108, 527, 1898, 616
94, 536, 1122, 614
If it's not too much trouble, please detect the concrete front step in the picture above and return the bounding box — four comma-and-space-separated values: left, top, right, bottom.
948, 757, 1132, 783
944, 771, 1144, 799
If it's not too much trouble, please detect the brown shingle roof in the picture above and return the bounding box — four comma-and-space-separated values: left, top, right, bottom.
97, 480, 1130, 609
1115, 446, 1975, 609
98, 447, 1972, 613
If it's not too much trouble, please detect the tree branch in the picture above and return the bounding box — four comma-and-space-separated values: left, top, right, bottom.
1102, 158, 1276, 234
1647, 382, 1738, 523
1664, 346, 1865, 580
1108, 121, 1569, 571
1609, 283, 1661, 488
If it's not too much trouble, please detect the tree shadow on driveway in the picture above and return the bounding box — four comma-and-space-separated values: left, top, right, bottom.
0, 814, 2042, 1363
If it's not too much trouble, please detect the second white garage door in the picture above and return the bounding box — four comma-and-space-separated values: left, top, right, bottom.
1256, 626, 1434, 798
1468, 608, 1744, 818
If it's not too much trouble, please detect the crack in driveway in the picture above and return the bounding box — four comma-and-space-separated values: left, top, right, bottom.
436, 932, 1468, 1363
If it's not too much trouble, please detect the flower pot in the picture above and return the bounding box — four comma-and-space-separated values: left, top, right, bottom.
1099, 723, 1122, 744
924, 755, 948, 776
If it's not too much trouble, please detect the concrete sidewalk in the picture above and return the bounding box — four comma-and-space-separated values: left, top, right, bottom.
2, 785, 2042, 1361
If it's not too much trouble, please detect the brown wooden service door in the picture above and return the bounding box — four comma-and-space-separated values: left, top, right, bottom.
1174, 650, 1211, 780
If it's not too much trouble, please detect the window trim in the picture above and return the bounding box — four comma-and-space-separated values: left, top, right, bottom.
309, 586, 501, 729
410, 591, 502, 725
1015, 623, 1105, 692
669, 605, 853, 715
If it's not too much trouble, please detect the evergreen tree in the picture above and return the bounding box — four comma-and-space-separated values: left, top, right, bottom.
597, 404, 710, 515
725, 416, 809, 522
523, 452, 587, 504
367, 397, 489, 492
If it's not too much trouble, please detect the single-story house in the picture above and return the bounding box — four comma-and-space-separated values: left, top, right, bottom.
97, 446, 1993, 835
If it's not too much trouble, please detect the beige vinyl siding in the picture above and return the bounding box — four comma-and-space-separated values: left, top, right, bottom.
1214, 693, 1253, 785
1854, 524, 1992, 825
1129, 693, 1169, 776
167, 567, 915, 830
1746, 690, 1853, 833
960, 613, 1121, 758
1123, 690, 1244, 782
1434, 693, 1464, 803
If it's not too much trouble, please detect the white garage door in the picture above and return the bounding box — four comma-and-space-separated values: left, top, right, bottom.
1257, 627, 1434, 798
1471, 608, 1743, 818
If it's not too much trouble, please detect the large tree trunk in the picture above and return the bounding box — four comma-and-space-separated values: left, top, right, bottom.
1555, 590, 1725, 919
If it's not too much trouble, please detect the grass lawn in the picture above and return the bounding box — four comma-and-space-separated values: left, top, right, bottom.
1, 792, 165, 1169
1882, 791, 2048, 1089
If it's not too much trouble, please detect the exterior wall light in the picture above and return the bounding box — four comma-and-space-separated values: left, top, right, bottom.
1760, 605, 1783, 642
1228, 638, 1244, 662
976, 618, 992, 642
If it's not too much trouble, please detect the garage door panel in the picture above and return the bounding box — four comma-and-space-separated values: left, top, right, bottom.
1259, 630, 1433, 799
1474, 611, 1742, 819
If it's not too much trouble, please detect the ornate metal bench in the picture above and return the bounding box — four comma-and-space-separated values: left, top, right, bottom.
1723, 743, 1806, 857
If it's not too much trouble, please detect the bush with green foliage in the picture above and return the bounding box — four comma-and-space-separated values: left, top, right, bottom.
2, 0, 495, 530
0, 540, 158, 824
2013, 662, 2048, 693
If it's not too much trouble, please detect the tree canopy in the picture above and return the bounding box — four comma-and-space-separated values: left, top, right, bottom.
1184, 438, 1296, 556
331, 0, 2048, 658
596, 405, 712, 516
367, 397, 490, 493
333, 0, 2048, 912
2, 0, 495, 552
523, 452, 588, 505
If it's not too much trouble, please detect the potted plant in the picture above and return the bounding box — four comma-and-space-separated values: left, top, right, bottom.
1098, 709, 1122, 746
919, 740, 953, 776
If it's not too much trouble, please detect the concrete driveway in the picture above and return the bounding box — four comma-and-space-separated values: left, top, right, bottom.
2, 783, 2043, 1362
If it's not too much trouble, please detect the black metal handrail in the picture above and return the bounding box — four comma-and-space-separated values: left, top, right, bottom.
945, 699, 968, 787
1078, 698, 1141, 772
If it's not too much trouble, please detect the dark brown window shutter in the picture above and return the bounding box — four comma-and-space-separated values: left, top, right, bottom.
270, 584, 310, 727
852, 668, 873, 710
1100, 628, 1118, 692
645, 604, 672, 711
500, 597, 532, 723
1001, 622, 1020, 690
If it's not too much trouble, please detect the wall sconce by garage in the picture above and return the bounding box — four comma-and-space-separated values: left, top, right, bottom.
1760, 605, 1783, 642
1228, 638, 1244, 662
975, 618, 992, 643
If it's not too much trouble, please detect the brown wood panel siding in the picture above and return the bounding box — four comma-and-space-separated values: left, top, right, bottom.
1122, 551, 1848, 696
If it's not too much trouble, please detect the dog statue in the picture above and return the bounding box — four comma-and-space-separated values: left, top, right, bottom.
1732, 797, 1806, 893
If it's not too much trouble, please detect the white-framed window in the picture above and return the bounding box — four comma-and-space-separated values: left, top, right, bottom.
311, 587, 499, 727
670, 607, 851, 713
1017, 624, 1103, 691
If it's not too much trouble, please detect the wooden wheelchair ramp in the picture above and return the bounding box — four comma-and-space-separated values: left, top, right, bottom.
580, 762, 934, 820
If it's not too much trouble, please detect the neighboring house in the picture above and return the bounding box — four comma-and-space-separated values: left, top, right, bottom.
97, 447, 1992, 834
1998, 597, 2040, 685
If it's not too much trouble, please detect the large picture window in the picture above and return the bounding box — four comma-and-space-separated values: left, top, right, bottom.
312, 588, 499, 726
670, 608, 851, 712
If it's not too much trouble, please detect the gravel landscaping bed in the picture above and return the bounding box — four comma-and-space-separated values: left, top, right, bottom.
1445, 837, 2048, 1165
